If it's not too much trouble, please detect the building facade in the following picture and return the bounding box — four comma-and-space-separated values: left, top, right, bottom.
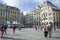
32, 4, 41, 26
28, 1, 60, 28
0, 4, 20, 24
40, 1, 60, 28
25, 4, 41, 27
25, 12, 34, 27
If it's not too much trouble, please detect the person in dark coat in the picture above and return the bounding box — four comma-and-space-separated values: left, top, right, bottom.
48, 22, 53, 38
1, 24, 5, 38
4, 24, 8, 34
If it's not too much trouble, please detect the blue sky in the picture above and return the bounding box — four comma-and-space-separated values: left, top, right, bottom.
0, 0, 60, 15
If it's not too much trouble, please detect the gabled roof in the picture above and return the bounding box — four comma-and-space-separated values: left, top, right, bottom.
45, 1, 60, 11
52, 8, 60, 12
0, 3, 19, 10
46, 1, 57, 8
42, 1, 57, 9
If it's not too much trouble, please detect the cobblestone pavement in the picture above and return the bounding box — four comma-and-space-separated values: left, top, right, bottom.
0, 28, 60, 40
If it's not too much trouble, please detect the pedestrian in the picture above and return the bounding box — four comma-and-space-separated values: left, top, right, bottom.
54, 25, 56, 32
19, 27, 21, 30
44, 25, 48, 37
37, 26, 41, 32
13, 25, 16, 34
35, 25, 38, 31
0, 24, 5, 38
48, 22, 53, 38
4, 24, 8, 34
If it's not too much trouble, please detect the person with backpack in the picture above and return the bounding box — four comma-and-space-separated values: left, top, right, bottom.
44, 25, 48, 37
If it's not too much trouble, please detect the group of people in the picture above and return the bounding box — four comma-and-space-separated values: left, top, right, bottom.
44, 22, 56, 38
33, 22, 56, 38
0, 24, 18, 38
0, 22, 56, 38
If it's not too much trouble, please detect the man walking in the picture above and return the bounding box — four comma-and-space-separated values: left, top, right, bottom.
4, 24, 8, 34
48, 22, 53, 38
1, 24, 5, 38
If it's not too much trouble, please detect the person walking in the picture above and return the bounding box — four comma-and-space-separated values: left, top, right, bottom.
0, 24, 5, 38
35, 25, 38, 31
4, 24, 8, 34
44, 25, 48, 37
13, 25, 16, 34
19, 26, 21, 31
54, 25, 56, 32
48, 22, 53, 38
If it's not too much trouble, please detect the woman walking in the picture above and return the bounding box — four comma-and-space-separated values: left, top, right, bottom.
44, 25, 48, 37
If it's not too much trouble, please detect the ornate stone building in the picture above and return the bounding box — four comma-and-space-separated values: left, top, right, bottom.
33, 4, 41, 26
25, 11, 34, 27
0, 4, 20, 24
26, 4, 41, 27
28, 1, 60, 28
40, 1, 60, 28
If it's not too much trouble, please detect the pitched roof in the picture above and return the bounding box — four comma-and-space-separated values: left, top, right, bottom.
52, 8, 60, 12
42, 1, 57, 9
46, 1, 57, 8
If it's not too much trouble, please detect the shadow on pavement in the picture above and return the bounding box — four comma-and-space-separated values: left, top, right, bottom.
52, 37, 60, 39
2, 36, 27, 40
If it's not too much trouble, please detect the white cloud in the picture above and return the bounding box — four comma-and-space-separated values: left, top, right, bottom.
33, 0, 46, 3
4, 0, 15, 6
3, 0, 60, 12
3, 0, 46, 9
23, 11, 28, 15
3, 0, 24, 11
